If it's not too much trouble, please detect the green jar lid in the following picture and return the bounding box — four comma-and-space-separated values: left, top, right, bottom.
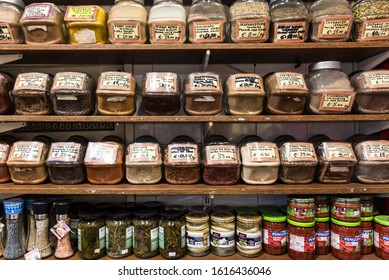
287, 218, 315, 228
374, 215, 389, 227
262, 212, 286, 223
361, 216, 374, 222
258, 205, 279, 214
331, 218, 361, 227
315, 217, 330, 223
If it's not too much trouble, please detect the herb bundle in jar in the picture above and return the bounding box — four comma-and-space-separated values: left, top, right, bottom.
77, 212, 106, 260
159, 210, 186, 259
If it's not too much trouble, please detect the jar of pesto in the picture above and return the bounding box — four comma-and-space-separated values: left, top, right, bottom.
159, 210, 186, 259
133, 209, 159, 259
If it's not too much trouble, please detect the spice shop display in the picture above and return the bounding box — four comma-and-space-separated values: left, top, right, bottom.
225, 73, 265, 115
52, 200, 74, 259
133, 209, 159, 259
0, 72, 15, 115
229, 0, 270, 43
236, 212, 262, 257
159, 210, 186, 259
185, 211, 210, 257
287, 196, 315, 223
3, 198, 25, 259
0, 0, 25, 44
96, 71, 136, 116
331, 196, 361, 222
287, 218, 315, 260
148, 0, 186, 44
0, 135, 15, 183
106, 211, 133, 259
331, 218, 361, 260
31, 200, 52, 258
107, 0, 147, 44
315, 195, 330, 218
374, 215, 389, 259
315, 217, 330, 255
361, 216, 373, 254
210, 212, 235, 256
262, 212, 287, 255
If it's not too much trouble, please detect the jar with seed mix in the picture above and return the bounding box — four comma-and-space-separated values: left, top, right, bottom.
96, 71, 136, 116
148, 0, 186, 44
0, 72, 15, 115
265, 72, 308, 115
0, 135, 16, 183
236, 212, 262, 257
331, 218, 361, 260
126, 136, 162, 184
361, 216, 373, 254
262, 212, 287, 255
225, 73, 265, 115
106, 210, 133, 259
185, 211, 210, 257
351, 0, 389, 42
142, 72, 181, 116
315, 217, 330, 255
309, 0, 354, 42
287, 219, 315, 260
306, 61, 356, 114
0, 0, 25, 44
269, 0, 309, 43
10, 72, 53, 115
374, 215, 389, 259
3, 198, 25, 259
159, 210, 186, 259
210, 212, 235, 256
315, 195, 330, 218
52, 200, 74, 259
239, 135, 280, 185
229, 0, 270, 43
331, 196, 361, 222
133, 209, 159, 259
31, 200, 52, 258
287, 196, 315, 223
202, 135, 241, 185
108, 0, 147, 44
188, 0, 227, 43
184, 72, 223, 116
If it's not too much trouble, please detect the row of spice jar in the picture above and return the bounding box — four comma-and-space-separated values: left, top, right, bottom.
1, 0, 388, 45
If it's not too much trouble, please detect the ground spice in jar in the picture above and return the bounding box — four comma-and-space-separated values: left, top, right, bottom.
52, 200, 74, 259
32, 200, 53, 259
210, 212, 235, 256
287, 218, 316, 260
331, 196, 361, 222
0, 0, 25, 44
236, 212, 262, 257
159, 210, 186, 259
374, 215, 389, 260
287, 196, 315, 223
185, 211, 210, 257
315, 217, 330, 255
361, 216, 373, 254
262, 212, 287, 255
0, 72, 15, 115
331, 218, 361, 260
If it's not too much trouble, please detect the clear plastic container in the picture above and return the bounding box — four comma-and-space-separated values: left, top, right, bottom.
148, 0, 186, 44
0, 72, 15, 115
188, 0, 227, 43
0, 0, 25, 44
0, 135, 16, 183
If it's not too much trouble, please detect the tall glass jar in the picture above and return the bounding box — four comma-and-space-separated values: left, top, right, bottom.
188, 0, 227, 43
236, 212, 262, 257
185, 211, 210, 256
331, 218, 361, 260
52, 200, 74, 259
77, 212, 106, 260
108, 0, 148, 44
287, 219, 316, 260
210, 212, 235, 256
0, 0, 25, 44
262, 212, 287, 255
159, 210, 186, 259
0, 72, 15, 115
133, 209, 159, 259
106, 211, 133, 259
3, 198, 25, 259
31, 200, 52, 258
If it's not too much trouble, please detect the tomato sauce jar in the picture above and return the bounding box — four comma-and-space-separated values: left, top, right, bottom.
374, 215, 389, 260
315, 217, 330, 255
287, 219, 315, 260
360, 195, 374, 217
287, 196, 315, 223
315, 195, 330, 218
331, 218, 361, 260
262, 212, 287, 255
361, 216, 373, 255
331, 196, 360, 222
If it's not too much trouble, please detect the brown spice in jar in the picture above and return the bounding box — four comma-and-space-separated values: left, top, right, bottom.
0, 72, 15, 115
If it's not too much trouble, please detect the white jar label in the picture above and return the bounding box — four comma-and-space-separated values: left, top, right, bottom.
235, 18, 269, 41
324, 142, 355, 161
47, 142, 81, 162
211, 229, 235, 248
101, 72, 132, 90
263, 229, 287, 246
361, 19, 389, 41
168, 144, 198, 163
53, 72, 86, 90
99, 226, 106, 249
0, 24, 13, 42
151, 22, 184, 42
128, 143, 159, 162
318, 16, 352, 39
15, 73, 48, 90
247, 143, 278, 162
110, 22, 141, 43
65, 6, 98, 21
206, 145, 238, 164
365, 71, 389, 88
289, 234, 315, 252
84, 142, 118, 165
146, 73, 177, 92
9, 142, 43, 162
233, 74, 263, 91
274, 21, 306, 43
106, 96, 127, 102
237, 230, 262, 249
285, 142, 316, 161
363, 141, 389, 161
319, 92, 355, 112
150, 227, 159, 251
187, 230, 208, 248
158, 226, 165, 249
190, 74, 220, 91
275, 72, 307, 90
22, 3, 53, 19
74, 29, 97, 44
0, 144, 9, 163
192, 20, 224, 43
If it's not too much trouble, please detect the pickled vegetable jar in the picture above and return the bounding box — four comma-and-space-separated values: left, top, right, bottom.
77, 212, 106, 260
236, 212, 262, 257
0, 72, 15, 115
185, 211, 210, 257
315, 217, 330, 255
210, 212, 235, 256
331, 218, 361, 260
0, 135, 16, 183
331, 196, 361, 222
262, 212, 287, 255
0, 0, 25, 44
287, 196, 315, 223
159, 210, 186, 259
287, 219, 315, 260
361, 216, 373, 254
133, 209, 159, 259
106, 211, 133, 259
374, 215, 389, 259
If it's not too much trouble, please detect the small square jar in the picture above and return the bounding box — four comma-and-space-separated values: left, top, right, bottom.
10, 72, 53, 115
126, 136, 162, 184
225, 74, 265, 115
0, 135, 17, 183
50, 72, 96, 116
19, 3, 68, 44
0, 72, 15, 115
96, 71, 136, 116
0, 0, 25, 44
184, 72, 223, 116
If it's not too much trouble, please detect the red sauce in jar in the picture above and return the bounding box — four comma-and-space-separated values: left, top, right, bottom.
360, 195, 374, 217
287, 196, 315, 223
287, 218, 315, 260
315, 217, 330, 255
374, 215, 389, 260
361, 216, 373, 254
262, 212, 287, 255
331, 196, 360, 222
315, 195, 330, 218
331, 218, 361, 260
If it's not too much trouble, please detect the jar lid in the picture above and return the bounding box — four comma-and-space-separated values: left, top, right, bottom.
287, 218, 315, 227
331, 218, 361, 227
0, 0, 25, 9
273, 135, 296, 147
165, 205, 188, 214
211, 212, 235, 223
237, 212, 262, 223
159, 210, 184, 220
24, 195, 38, 211
117, 202, 137, 210
287, 195, 315, 204
374, 215, 389, 226
239, 135, 263, 147
332, 196, 360, 203
315, 217, 330, 223
360, 195, 373, 200
102, 135, 124, 144
315, 195, 329, 202
170, 135, 196, 144
269, 0, 278, 5
186, 211, 209, 223
54, 200, 71, 215
235, 206, 259, 214
32, 200, 51, 215
188, 205, 211, 214
192, 0, 220, 4
32, 135, 53, 146
0, 135, 17, 145
212, 205, 234, 214
66, 135, 89, 145
107, 209, 132, 220
361, 216, 373, 222
70, 202, 91, 215
308, 134, 331, 149
133, 209, 158, 219
94, 202, 116, 214
79, 212, 105, 220
116, 0, 145, 4
258, 205, 280, 214
4, 198, 24, 215
155, 0, 183, 4
134, 135, 159, 144
309, 61, 342, 72
142, 201, 164, 210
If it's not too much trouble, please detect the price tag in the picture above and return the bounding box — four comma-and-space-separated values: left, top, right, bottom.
365, 71, 389, 88
22, 3, 53, 19
146, 73, 177, 92
318, 16, 352, 39
324, 142, 355, 161
247, 143, 279, 162
168, 144, 198, 163
47, 142, 81, 162
50, 221, 71, 240
151, 22, 184, 42
24, 249, 42, 260
15, 73, 48, 90
206, 145, 238, 164
0, 144, 10, 163
192, 20, 224, 43
84, 142, 118, 165
285, 143, 316, 161
0, 24, 14, 43
53, 72, 85, 90
363, 141, 389, 161
9, 142, 43, 162
274, 21, 306, 42
109, 22, 141, 43
275, 72, 307, 90
361, 19, 389, 41
319, 92, 355, 112
232, 74, 263, 91
235, 18, 269, 41
128, 143, 159, 162
190, 74, 220, 91
100, 72, 132, 90
65, 6, 97, 21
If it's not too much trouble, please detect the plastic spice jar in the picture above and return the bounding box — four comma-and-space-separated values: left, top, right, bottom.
108, 0, 148, 44
239, 135, 280, 185
269, 0, 309, 43
225, 73, 265, 115
19, 3, 67, 44
46, 135, 88, 185
106, 210, 133, 259
0, 72, 15, 115
52, 200, 74, 259
31, 200, 52, 258
3, 198, 25, 259
142, 72, 181, 116
6, 136, 52, 184
188, 0, 227, 43
331, 218, 361, 260
236, 212, 262, 258
309, 0, 354, 42
287, 218, 315, 260
0, 135, 16, 183
96, 71, 136, 116
315, 195, 330, 218
229, 0, 270, 43
331, 196, 361, 222
262, 212, 287, 255
10, 72, 53, 115
374, 215, 389, 259
361, 216, 373, 254
287, 196, 315, 223
265, 72, 308, 115
351, 0, 389, 42
306, 61, 356, 114
202, 135, 241, 185
350, 70, 389, 114
315, 217, 330, 255
184, 72, 223, 116
84, 136, 125, 185
126, 136, 162, 184
164, 136, 201, 184
185, 211, 210, 256
148, 0, 187, 44
0, 0, 25, 44
210, 212, 235, 256
275, 135, 318, 184
133, 209, 159, 259
159, 210, 186, 259
64, 5, 108, 44
360, 195, 374, 217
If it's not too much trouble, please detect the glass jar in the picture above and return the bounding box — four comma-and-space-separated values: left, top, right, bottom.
159, 210, 186, 259
77, 212, 106, 260
96, 71, 136, 116
64, 5, 108, 44
185, 211, 210, 257
269, 0, 309, 43
210, 212, 235, 256
188, 205, 211, 214
25, 197, 36, 252
164, 136, 201, 184
229, 0, 270, 43
10, 72, 53, 115
31, 200, 52, 258
3, 198, 25, 259
236, 206, 259, 215
52, 200, 74, 259
0, 72, 15, 115
309, 0, 354, 42
265, 72, 308, 115
236, 212, 262, 257
106, 211, 133, 259
351, 0, 389, 42
287, 219, 315, 260
202, 135, 241, 185
69, 202, 90, 251
184, 72, 223, 116
188, 0, 227, 43
287, 196, 315, 223
332, 196, 361, 222
315, 217, 330, 255
0, 0, 25, 44
142, 72, 181, 116
350, 70, 389, 114
0, 135, 16, 183
20, 3, 67, 44
108, 0, 147, 44
46, 135, 88, 185
315, 195, 330, 218
133, 209, 159, 259
126, 136, 162, 184
331, 218, 361, 260
225, 73, 265, 115
275, 135, 318, 184
84, 136, 125, 184
360, 195, 374, 217
239, 135, 280, 185
374, 215, 389, 259
306, 61, 356, 114
148, 0, 186, 44
361, 216, 373, 254
262, 212, 287, 255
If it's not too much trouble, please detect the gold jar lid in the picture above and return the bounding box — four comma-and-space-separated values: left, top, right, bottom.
186, 211, 209, 223
211, 212, 235, 223
237, 212, 262, 223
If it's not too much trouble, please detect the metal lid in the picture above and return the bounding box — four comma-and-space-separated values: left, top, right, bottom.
192, 0, 219, 4
155, 0, 183, 4
133, 209, 158, 219
66, 135, 89, 146
239, 135, 263, 147
4, 198, 24, 215
204, 135, 229, 144
142, 201, 164, 211
32, 135, 53, 146
273, 135, 296, 147
115, 0, 145, 4
32, 200, 51, 215
0, 0, 25, 9
107, 209, 132, 220
269, 0, 279, 5
309, 61, 342, 72
101, 135, 124, 144
159, 210, 184, 220
134, 135, 159, 144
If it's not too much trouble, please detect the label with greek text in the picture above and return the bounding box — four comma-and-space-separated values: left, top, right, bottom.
190, 74, 220, 91
319, 92, 355, 112
192, 20, 224, 43
289, 234, 315, 252
361, 19, 389, 41
206, 145, 238, 164
84, 142, 118, 165
274, 21, 306, 42
146, 73, 177, 92
100, 72, 132, 90
362, 141, 389, 161
0, 24, 14, 43
47, 142, 81, 162
285, 142, 316, 161
168, 144, 198, 163
9, 142, 43, 162
247, 142, 278, 162
235, 18, 269, 41
324, 142, 355, 161
318, 16, 352, 39
365, 71, 389, 88
110, 22, 141, 43
151, 21, 184, 42
232, 74, 263, 91
65, 6, 97, 21
22, 3, 53, 19
0, 144, 10, 163
53, 72, 85, 90
15, 73, 47, 90
128, 143, 159, 162
275, 72, 307, 90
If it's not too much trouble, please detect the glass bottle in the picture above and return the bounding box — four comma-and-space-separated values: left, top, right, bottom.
159, 210, 186, 259
31, 200, 52, 258
0, 72, 15, 115
0, 0, 25, 44
3, 198, 25, 259
53, 200, 74, 259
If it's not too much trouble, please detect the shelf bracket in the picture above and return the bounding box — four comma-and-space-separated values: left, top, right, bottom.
202, 50, 211, 72
357, 50, 389, 70
0, 122, 26, 133
0, 54, 23, 65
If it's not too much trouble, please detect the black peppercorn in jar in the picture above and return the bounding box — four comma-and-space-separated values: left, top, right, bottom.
77, 212, 106, 260
0, 72, 15, 115
133, 209, 159, 259
106, 210, 133, 259
159, 210, 186, 259
287, 218, 316, 260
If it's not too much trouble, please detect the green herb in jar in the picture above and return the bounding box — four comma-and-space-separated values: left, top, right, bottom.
77, 212, 106, 260
106, 211, 133, 259
133, 209, 159, 259
159, 210, 186, 259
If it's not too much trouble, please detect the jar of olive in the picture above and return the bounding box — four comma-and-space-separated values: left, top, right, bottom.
106, 211, 133, 259
133, 209, 159, 259
159, 210, 186, 259
210, 212, 236, 256
77, 212, 106, 260
185, 211, 210, 257
236, 212, 262, 258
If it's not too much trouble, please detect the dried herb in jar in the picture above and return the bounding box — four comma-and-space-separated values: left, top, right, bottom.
77, 212, 106, 260
133, 209, 159, 259
159, 210, 186, 259
106, 211, 133, 259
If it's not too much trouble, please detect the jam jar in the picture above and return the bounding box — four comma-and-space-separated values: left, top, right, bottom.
374, 215, 389, 260
287, 218, 316, 260
133, 209, 159, 259
315, 217, 330, 255
287, 196, 315, 223
185, 211, 210, 257
0, 72, 15, 115
262, 212, 287, 255
0, 0, 25, 44
159, 210, 186, 259
236, 212, 262, 258
0, 135, 16, 183
361, 216, 373, 254
315, 195, 330, 218
331, 218, 361, 260
210, 212, 235, 256
331, 196, 361, 222
360, 195, 374, 217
